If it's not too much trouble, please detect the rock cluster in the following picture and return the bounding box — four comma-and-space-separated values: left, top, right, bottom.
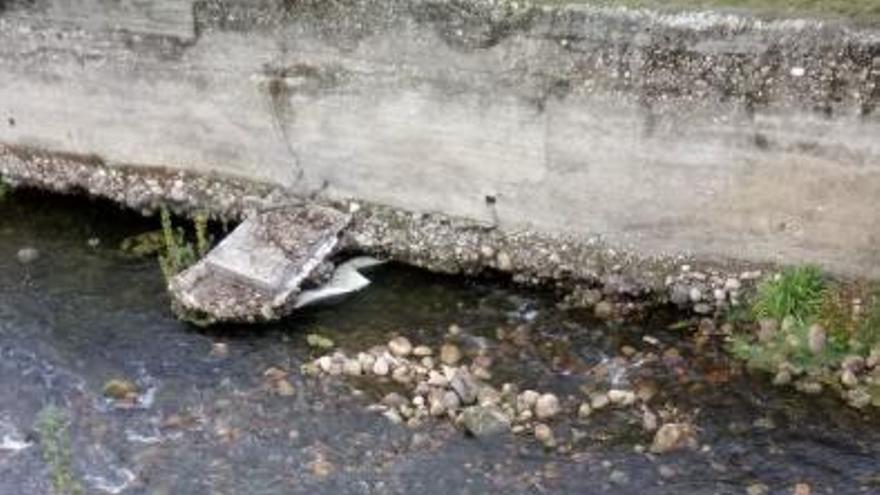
303, 334, 668, 450
666, 265, 760, 316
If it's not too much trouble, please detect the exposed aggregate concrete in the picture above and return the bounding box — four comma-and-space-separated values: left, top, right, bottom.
0, 143, 767, 317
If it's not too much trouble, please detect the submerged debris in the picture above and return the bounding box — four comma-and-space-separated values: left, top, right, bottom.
168, 204, 351, 325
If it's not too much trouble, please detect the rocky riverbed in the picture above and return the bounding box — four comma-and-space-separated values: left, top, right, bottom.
2, 189, 880, 494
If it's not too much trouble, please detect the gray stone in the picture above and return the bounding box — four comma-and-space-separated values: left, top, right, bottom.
450, 369, 479, 405
651, 423, 699, 454
535, 393, 561, 420
807, 324, 827, 355
460, 406, 510, 437
15, 247, 39, 264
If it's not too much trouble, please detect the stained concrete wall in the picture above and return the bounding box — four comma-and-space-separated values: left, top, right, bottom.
1, 0, 879, 277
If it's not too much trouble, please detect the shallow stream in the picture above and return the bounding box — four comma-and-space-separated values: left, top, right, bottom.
1, 191, 879, 494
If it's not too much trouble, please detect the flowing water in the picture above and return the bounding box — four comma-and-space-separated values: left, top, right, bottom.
1, 191, 879, 494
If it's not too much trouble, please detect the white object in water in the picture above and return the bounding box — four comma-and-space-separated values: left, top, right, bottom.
293, 256, 386, 309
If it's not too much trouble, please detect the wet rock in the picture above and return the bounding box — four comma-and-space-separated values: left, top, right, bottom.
657, 465, 676, 479
103, 379, 139, 400
796, 380, 823, 395
534, 423, 555, 447
450, 369, 479, 405
590, 393, 610, 410
807, 324, 826, 354
608, 469, 630, 486
357, 352, 376, 371
846, 388, 871, 409
773, 370, 792, 386
757, 319, 778, 343
841, 369, 859, 388
442, 391, 461, 413
607, 389, 636, 406
440, 344, 463, 365
746, 483, 770, 495
689, 287, 703, 303
412, 345, 433, 357
650, 423, 698, 454
793, 482, 812, 495
372, 356, 391, 376
641, 407, 658, 432
392, 365, 413, 385
594, 301, 614, 319
460, 405, 510, 437
495, 251, 513, 271
535, 393, 561, 420
841, 355, 866, 373
517, 390, 540, 412
275, 379, 296, 396
388, 337, 413, 357
16, 246, 39, 264
210, 342, 229, 358
306, 334, 335, 350
477, 385, 501, 407
382, 392, 409, 409
343, 359, 363, 376
577, 402, 592, 419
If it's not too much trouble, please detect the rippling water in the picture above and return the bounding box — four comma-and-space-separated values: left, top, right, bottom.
1, 190, 879, 494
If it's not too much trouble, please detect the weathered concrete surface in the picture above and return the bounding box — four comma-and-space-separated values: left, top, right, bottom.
1, 0, 879, 278
170, 204, 351, 323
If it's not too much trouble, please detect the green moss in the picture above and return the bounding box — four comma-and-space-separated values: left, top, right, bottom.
35, 406, 83, 495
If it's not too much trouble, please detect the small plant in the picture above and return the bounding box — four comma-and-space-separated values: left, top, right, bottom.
157, 207, 213, 282
855, 290, 880, 351
35, 406, 83, 495
752, 265, 825, 323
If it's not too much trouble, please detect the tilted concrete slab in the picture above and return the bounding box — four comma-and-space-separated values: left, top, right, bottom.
169, 204, 351, 324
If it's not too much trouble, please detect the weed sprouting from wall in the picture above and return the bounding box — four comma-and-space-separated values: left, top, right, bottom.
752, 265, 825, 323
158, 207, 214, 283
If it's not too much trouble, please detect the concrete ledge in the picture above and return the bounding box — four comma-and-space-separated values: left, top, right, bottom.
1, 0, 879, 278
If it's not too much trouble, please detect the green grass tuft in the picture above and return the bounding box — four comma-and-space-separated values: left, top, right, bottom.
157, 207, 214, 282
752, 265, 825, 323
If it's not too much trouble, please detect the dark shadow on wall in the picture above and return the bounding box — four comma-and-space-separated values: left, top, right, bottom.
0, 0, 36, 13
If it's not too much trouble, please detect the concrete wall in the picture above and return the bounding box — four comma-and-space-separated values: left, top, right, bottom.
1, 0, 879, 277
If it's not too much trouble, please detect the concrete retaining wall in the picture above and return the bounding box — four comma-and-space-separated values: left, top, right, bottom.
1, 0, 879, 277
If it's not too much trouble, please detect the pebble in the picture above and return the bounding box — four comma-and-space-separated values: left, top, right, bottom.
440, 344, 463, 365
16, 247, 39, 264
577, 402, 592, 419
757, 319, 778, 343
793, 483, 811, 495
746, 483, 770, 495
372, 357, 391, 376
590, 393, 610, 410
689, 287, 703, 303
534, 423, 555, 447
807, 324, 826, 354
388, 337, 413, 357
496, 252, 513, 271
517, 390, 540, 412
651, 423, 698, 454
657, 465, 676, 479
358, 352, 376, 371
412, 345, 433, 357
210, 342, 229, 358
392, 365, 413, 384
460, 405, 510, 437
275, 379, 296, 396
607, 389, 636, 406
594, 301, 614, 319
103, 379, 139, 400
535, 393, 561, 419
343, 359, 363, 376
608, 469, 629, 486
450, 369, 479, 405
841, 369, 858, 388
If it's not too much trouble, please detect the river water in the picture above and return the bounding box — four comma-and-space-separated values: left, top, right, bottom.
1, 190, 879, 494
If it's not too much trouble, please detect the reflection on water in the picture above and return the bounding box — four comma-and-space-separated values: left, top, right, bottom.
1, 190, 880, 494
